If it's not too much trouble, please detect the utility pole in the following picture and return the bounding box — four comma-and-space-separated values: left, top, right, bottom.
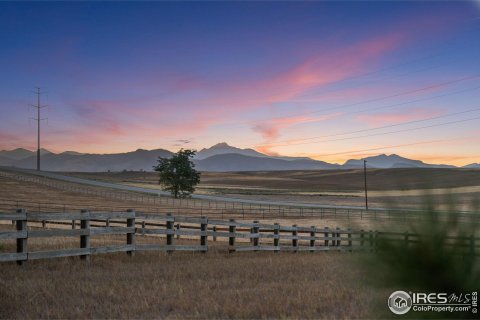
364, 159, 368, 210
30, 87, 47, 171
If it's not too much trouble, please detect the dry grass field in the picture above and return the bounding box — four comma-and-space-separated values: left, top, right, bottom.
64, 169, 480, 210
0, 212, 385, 319
65, 168, 480, 191
0, 250, 385, 319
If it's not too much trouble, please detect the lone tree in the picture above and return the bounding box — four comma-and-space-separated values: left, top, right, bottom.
153, 149, 200, 198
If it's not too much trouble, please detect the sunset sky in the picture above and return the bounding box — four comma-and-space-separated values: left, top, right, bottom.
0, 1, 479, 165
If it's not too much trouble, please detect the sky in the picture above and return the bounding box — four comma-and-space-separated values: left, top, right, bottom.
0, 1, 479, 166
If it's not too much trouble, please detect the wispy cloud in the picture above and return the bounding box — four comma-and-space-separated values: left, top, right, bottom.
256, 145, 280, 157
252, 113, 342, 140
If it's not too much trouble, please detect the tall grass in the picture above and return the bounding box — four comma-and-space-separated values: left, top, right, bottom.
365, 195, 479, 318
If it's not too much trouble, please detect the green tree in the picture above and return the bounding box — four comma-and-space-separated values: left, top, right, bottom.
153, 149, 200, 198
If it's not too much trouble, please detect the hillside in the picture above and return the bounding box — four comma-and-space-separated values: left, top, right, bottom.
194, 153, 338, 172
1, 149, 173, 172
343, 154, 455, 169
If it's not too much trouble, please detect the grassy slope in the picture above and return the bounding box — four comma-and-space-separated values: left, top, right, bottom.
65, 168, 480, 191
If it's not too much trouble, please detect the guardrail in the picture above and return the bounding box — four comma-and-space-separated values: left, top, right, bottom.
1, 210, 478, 264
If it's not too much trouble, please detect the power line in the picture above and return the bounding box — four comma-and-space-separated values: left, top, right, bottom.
237, 84, 480, 149
274, 20, 480, 104
221, 75, 480, 132
345, 85, 480, 117
204, 25, 480, 138
310, 136, 475, 158
285, 115, 480, 146
256, 106, 480, 147
249, 75, 480, 125
289, 60, 455, 104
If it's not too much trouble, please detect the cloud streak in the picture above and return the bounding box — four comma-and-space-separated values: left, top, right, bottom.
252, 113, 342, 140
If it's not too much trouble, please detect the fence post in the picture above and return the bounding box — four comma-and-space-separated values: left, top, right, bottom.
360, 229, 364, 247
273, 223, 280, 252
16, 209, 27, 266
142, 221, 146, 236
250, 224, 254, 244
336, 227, 341, 247
310, 226, 316, 252
213, 226, 217, 242
42, 220, 46, 228
166, 213, 175, 253
176, 223, 181, 240
292, 224, 298, 252
72, 219, 76, 229
253, 220, 259, 250
348, 228, 352, 252
229, 219, 236, 253
200, 216, 208, 252
80, 209, 90, 261
324, 227, 329, 247
106, 218, 110, 228
126, 209, 135, 257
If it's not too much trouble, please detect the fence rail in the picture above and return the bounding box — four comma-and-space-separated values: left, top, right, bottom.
1, 210, 478, 264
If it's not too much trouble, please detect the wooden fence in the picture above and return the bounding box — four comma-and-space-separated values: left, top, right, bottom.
1, 209, 479, 264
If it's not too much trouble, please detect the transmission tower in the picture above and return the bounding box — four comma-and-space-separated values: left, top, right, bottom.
30, 87, 47, 171
364, 160, 368, 210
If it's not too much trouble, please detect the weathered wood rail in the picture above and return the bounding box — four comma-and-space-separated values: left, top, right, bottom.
1, 209, 478, 264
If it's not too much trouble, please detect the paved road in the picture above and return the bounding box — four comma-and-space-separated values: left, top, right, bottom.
0, 166, 420, 212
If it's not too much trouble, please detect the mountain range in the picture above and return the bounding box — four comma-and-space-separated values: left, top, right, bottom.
0, 143, 476, 172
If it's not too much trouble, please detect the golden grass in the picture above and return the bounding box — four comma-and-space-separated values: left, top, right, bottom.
0, 251, 381, 319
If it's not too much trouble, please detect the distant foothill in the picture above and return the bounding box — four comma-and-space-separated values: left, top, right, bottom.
0, 143, 478, 172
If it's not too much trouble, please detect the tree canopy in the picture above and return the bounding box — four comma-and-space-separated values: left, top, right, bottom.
153, 149, 200, 198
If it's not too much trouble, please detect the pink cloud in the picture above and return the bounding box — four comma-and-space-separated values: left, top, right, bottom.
236, 33, 404, 107
256, 145, 280, 157
192, 13, 459, 137
252, 113, 342, 140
